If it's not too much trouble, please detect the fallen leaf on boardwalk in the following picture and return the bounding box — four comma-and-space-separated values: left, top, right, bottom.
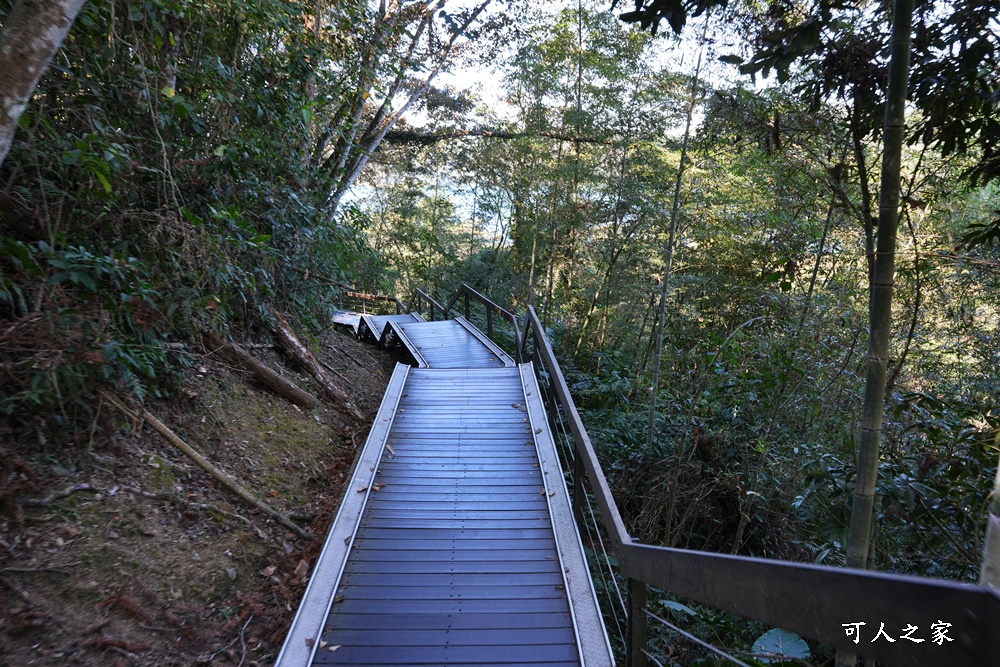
539, 489, 546, 495
328, 645, 341, 652
357, 486, 368, 492
535, 428, 542, 434
333, 595, 346, 603
305, 638, 315, 648
545, 555, 553, 560
259, 565, 277, 577
319, 640, 328, 648
548, 491, 555, 497
386, 444, 396, 457
294, 560, 308, 579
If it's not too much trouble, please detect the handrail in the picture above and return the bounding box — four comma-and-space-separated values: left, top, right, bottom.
517, 304, 1000, 667
406, 288, 445, 321
344, 291, 405, 314
444, 284, 521, 361
405, 283, 522, 362
524, 305, 629, 552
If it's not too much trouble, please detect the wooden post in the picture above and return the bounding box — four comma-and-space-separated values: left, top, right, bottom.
519, 322, 531, 362
627, 578, 648, 667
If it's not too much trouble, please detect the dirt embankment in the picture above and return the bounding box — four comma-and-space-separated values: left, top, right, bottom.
1, 328, 396, 667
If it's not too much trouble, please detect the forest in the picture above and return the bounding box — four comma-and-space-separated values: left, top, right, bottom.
1, 0, 1000, 664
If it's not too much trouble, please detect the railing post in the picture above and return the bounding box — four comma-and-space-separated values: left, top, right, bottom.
430, 302, 436, 321
464, 293, 470, 320
627, 578, 648, 667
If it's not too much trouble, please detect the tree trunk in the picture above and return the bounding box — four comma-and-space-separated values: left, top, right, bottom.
201, 329, 319, 410
645, 19, 708, 455
796, 198, 835, 335
838, 0, 914, 663
270, 312, 363, 421
0, 0, 87, 169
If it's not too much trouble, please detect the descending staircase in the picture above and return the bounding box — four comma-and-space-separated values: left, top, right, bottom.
276, 310, 613, 666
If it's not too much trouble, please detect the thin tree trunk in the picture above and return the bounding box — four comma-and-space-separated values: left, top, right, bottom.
325, 1, 491, 220
838, 0, 913, 664
0, 0, 87, 169
885, 208, 921, 393
645, 19, 708, 455
796, 198, 836, 335
850, 102, 877, 288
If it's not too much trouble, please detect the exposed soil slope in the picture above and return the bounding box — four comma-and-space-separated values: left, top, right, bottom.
1, 328, 395, 667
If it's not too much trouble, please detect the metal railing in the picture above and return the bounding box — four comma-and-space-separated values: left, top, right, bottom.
405, 288, 446, 322
522, 304, 1000, 666
341, 290, 405, 315
405, 284, 1000, 667
403, 283, 522, 362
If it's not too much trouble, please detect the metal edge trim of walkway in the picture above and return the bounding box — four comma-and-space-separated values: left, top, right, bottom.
520, 362, 615, 666
359, 312, 425, 344
454, 316, 516, 367
274, 363, 411, 667
383, 320, 429, 367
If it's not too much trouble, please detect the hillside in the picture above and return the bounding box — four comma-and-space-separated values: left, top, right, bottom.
1, 328, 394, 667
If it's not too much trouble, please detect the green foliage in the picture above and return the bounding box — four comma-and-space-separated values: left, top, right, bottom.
0, 0, 394, 446
751, 628, 811, 665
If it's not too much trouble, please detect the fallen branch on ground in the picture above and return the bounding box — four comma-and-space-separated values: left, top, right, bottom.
18, 483, 99, 506
270, 312, 363, 420
200, 328, 318, 410
0, 563, 79, 575
100, 392, 313, 540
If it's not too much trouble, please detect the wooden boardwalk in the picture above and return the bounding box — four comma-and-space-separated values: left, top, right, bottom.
385, 317, 514, 368
276, 319, 612, 666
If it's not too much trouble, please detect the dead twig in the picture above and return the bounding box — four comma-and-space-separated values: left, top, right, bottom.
0, 574, 31, 602
0, 563, 79, 575
119, 485, 254, 526
320, 359, 351, 386
100, 391, 314, 540
238, 613, 253, 667
18, 483, 99, 506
